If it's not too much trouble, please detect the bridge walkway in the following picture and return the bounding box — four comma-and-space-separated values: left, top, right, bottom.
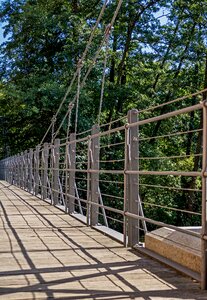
0, 181, 206, 300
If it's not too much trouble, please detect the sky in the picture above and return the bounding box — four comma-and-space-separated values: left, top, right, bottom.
0, 0, 5, 45
0, 25, 5, 45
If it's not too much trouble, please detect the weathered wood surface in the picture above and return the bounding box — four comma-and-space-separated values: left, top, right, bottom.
0, 181, 206, 300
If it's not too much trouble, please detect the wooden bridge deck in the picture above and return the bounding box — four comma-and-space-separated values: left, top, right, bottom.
0, 181, 207, 300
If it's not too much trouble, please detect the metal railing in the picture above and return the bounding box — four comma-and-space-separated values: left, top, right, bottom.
1, 95, 207, 288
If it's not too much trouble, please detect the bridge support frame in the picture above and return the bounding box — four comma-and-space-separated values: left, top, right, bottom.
23, 150, 28, 190
34, 145, 40, 196
28, 149, 33, 193
52, 139, 60, 205
126, 109, 139, 247
90, 124, 100, 226
201, 101, 207, 290
42, 143, 49, 200
67, 133, 76, 214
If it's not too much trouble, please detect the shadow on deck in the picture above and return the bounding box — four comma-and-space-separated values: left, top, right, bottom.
0, 181, 206, 300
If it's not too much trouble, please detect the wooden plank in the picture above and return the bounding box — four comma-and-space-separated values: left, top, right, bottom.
0, 180, 206, 300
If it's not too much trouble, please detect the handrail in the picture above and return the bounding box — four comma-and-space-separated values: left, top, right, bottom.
1, 100, 205, 288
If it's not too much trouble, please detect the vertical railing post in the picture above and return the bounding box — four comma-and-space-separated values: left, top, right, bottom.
25, 151, 29, 190
201, 101, 207, 289
10, 158, 13, 184
2, 160, 5, 182
28, 149, 33, 193
0, 160, 4, 181
16, 155, 20, 186
65, 141, 69, 212
39, 148, 43, 198
34, 145, 40, 196
127, 109, 139, 247
86, 135, 91, 226
27, 151, 30, 190
23, 150, 27, 190
16, 155, 19, 186
90, 125, 100, 226
14, 155, 17, 186
33, 148, 37, 193
11, 157, 13, 184
4, 159, 8, 183
22, 152, 25, 189
42, 143, 49, 200
16, 155, 19, 187
20, 153, 24, 188
53, 139, 60, 205
6, 159, 9, 183
5, 159, 8, 183
67, 133, 76, 214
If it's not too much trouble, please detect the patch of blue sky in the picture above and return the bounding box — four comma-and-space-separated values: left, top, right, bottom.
0, 0, 6, 45
0, 25, 5, 45
155, 9, 169, 26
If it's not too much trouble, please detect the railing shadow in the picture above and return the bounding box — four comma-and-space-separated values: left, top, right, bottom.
0, 181, 206, 300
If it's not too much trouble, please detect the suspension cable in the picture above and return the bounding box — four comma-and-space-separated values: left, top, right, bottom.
53, 0, 123, 139
53, 30, 112, 140
74, 61, 82, 135
51, 115, 56, 144
98, 24, 111, 126
40, 0, 110, 145
66, 103, 74, 140
139, 87, 207, 114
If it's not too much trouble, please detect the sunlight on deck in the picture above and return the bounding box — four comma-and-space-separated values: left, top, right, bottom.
0, 181, 206, 300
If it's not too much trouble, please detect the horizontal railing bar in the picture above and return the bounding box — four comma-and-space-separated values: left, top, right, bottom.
98, 179, 124, 184
90, 169, 124, 174
139, 183, 202, 192
60, 126, 125, 146
99, 141, 125, 149
74, 203, 87, 209
41, 187, 124, 216
138, 88, 207, 114
95, 125, 125, 138
3, 168, 201, 177
68, 169, 88, 173
98, 192, 124, 200
124, 212, 200, 238
76, 149, 88, 153
98, 212, 124, 224
75, 177, 88, 181
126, 170, 201, 177
76, 128, 92, 136
128, 103, 203, 128
143, 201, 201, 215
26, 184, 201, 238
77, 187, 87, 192
138, 153, 202, 160
67, 194, 124, 215
139, 128, 203, 142
98, 159, 125, 163
62, 136, 89, 146
66, 168, 125, 174
99, 115, 127, 128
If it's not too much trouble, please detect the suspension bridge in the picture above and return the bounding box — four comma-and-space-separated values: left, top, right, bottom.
1, 0, 207, 298
1, 91, 207, 299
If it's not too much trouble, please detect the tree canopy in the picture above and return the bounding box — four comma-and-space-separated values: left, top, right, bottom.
1, 0, 207, 228
0, 0, 207, 155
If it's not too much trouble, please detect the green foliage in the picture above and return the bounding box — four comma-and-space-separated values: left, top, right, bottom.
0, 0, 207, 228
